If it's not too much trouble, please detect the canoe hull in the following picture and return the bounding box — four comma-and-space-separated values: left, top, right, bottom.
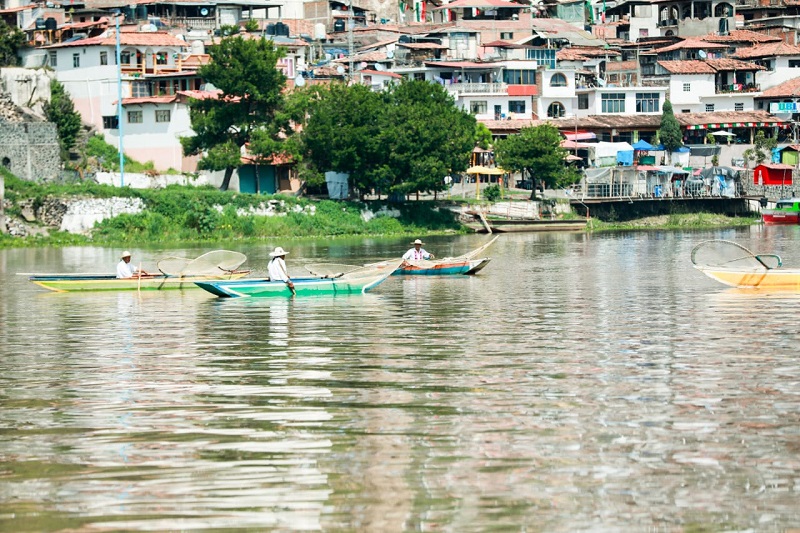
195, 273, 393, 298
762, 211, 800, 225
29, 272, 249, 292
465, 218, 587, 233
694, 266, 800, 289
393, 258, 490, 276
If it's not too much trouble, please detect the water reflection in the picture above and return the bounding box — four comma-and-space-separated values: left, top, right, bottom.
1, 231, 799, 530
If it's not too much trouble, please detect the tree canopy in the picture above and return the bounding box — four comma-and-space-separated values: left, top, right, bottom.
298, 80, 476, 199
493, 124, 578, 199
659, 100, 683, 154
181, 36, 292, 190
0, 20, 25, 67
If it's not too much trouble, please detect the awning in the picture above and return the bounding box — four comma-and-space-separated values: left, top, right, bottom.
564, 131, 596, 141
466, 165, 506, 175
632, 139, 654, 151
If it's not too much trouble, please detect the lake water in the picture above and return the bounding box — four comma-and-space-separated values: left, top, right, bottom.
1, 228, 799, 532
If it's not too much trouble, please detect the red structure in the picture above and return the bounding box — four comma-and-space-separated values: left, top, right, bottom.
754, 163, 794, 186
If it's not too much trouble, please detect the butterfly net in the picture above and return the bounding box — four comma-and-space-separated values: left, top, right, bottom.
691, 240, 781, 271
159, 250, 247, 277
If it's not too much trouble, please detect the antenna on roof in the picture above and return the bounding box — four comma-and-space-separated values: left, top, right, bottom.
698, 49, 707, 59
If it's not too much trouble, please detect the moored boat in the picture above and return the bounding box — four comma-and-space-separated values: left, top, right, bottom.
762, 198, 800, 225
691, 239, 799, 289
195, 259, 402, 298
464, 212, 587, 233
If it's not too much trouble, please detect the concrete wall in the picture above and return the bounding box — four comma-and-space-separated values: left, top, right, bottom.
0, 122, 61, 182
0, 68, 53, 116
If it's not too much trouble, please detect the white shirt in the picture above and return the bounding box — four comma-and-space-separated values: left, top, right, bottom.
403, 247, 432, 261
268, 257, 290, 282
116, 259, 137, 279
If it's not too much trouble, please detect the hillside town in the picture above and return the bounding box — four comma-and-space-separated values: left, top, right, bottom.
1, 0, 800, 198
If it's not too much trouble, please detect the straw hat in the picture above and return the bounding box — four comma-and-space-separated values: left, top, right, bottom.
411, 239, 424, 245
269, 247, 289, 257
121, 251, 131, 259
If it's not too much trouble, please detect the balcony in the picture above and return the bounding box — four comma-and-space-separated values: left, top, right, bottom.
446, 82, 508, 96
716, 83, 761, 94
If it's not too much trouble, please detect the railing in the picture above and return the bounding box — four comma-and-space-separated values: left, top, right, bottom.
446, 82, 508, 95
716, 83, 761, 94
166, 17, 217, 29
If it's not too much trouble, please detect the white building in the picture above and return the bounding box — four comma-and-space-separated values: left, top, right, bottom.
656, 59, 764, 113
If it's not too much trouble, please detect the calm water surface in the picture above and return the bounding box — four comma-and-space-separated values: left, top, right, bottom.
1, 229, 799, 532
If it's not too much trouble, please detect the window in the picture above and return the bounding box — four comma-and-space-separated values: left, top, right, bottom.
470, 100, 487, 114
578, 93, 589, 110
547, 102, 565, 118
503, 69, 536, 84
155, 110, 171, 123
155, 52, 168, 65
601, 93, 625, 113
509, 100, 526, 113
131, 82, 150, 98
705, 103, 715, 112
500, 32, 514, 40
121, 51, 131, 65
414, 73, 425, 81
72, 53, 80, 68
682, 109, 691, 113
102, 116, 119, 129
550, 73, 567, 87
635, 92, 660, 113
100, 51, 108, 65
127, 110, 143, 124
48, 51, 57, 67
735, 102, 744, 111
790, 60, 800, 68
683, 82, 691, 92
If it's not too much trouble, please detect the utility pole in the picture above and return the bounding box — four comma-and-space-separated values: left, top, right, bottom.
114, 10, 125, 187
348, 0, 354, 82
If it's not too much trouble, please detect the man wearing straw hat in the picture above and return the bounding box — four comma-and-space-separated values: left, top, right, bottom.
268, 247, 295, 292
116, 251, 148, 279
402, 239, 435, 261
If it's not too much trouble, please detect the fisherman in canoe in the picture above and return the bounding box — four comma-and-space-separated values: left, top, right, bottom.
402, 239, 435, 261
116, 251, 149, 278
267, 247, 295, 292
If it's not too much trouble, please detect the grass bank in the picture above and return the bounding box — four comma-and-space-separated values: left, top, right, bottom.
588, 212, 760, 231
0, 173, 465, 248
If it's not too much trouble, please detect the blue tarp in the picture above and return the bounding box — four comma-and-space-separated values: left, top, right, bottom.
617, 150, 634, 166
632, 139, 654, 151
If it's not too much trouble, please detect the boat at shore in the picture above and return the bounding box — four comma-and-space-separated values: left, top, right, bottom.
691, 239, 798, 289
195, 260, 402, 298
463, 211, 587, 233
761, 198, 800, 225
26, 271, 250, 292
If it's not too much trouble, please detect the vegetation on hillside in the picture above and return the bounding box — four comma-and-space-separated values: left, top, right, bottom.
0, 20, 25, 66
42, 79, 82, 160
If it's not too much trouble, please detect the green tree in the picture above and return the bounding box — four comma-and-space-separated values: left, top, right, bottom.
43, 79, 82, 160
658, 100, 683, 156
297, 82, 385, 198
743, 131, 778, 167
383, 81, 475, 198
299, 80, 475, 200
181, 36, 290, 191
494, 124, 577, 200
0, 20, 25, 66
474, 122, 493, 150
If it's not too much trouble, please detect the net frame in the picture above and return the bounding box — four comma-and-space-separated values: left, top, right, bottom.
691, 240, 782, 270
